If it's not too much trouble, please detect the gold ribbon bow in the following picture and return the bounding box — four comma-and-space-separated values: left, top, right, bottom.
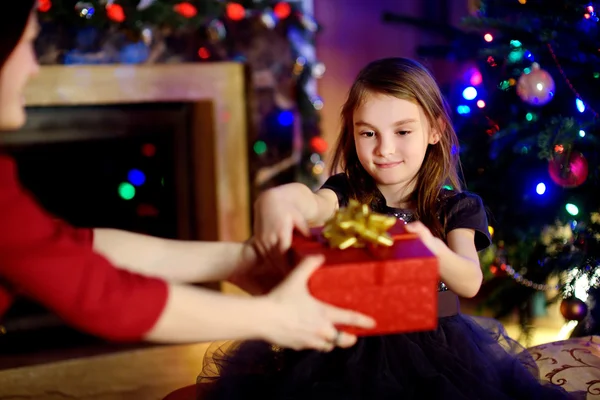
322, 199, 398, 249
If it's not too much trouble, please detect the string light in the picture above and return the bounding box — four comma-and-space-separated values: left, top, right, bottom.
576, 98, 586, 113
118, 182, 136, 200
106, 3, 125, 22
141, 143, 156, 157
174, 2, 197, 18
38, 0, 52, 12
547, 43, 599, 117
273, 2, 292, 19
462, 86, 478, 100
277, 110, 294, 126
503, 264, 560, 291
226, 2, 245, 21
456, 105, 471, 115
198, 47, 210, 59
536, 182, 546, 195
128, 169, 146, 186
566, 203, 579, 216
253, 140, 267, 155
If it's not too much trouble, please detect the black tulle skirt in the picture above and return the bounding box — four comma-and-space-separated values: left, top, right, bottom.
197, 314, 585, 400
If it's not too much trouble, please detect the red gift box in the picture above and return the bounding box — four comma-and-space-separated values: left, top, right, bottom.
289, 220, 439, 336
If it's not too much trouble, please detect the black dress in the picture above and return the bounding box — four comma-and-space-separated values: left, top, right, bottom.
197, 174, 583, 400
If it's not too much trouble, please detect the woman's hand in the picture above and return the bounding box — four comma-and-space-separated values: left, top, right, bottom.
405, 221, 446, 256
259, 255, 376, 352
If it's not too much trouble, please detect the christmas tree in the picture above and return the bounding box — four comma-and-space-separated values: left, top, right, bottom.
388, 0, 600, 340
35, 0, 327, 196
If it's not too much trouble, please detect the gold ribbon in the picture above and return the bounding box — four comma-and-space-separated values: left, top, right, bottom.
322, 199, 398, 249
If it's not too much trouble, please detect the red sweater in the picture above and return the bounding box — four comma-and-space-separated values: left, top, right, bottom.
0, 155, 168, 341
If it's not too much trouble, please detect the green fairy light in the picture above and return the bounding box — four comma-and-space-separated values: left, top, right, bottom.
118, 182, 136, 200
499, 80, 511, 90
508, 49, 524, 63
253, 140, 267, 155
565, 203, 579, 216
510, 40, 522, 48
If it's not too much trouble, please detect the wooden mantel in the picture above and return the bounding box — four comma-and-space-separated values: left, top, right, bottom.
23, 63, 251, 242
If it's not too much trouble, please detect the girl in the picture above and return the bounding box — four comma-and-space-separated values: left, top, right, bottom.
198, 58, 582, 399
0, 1, 374, 351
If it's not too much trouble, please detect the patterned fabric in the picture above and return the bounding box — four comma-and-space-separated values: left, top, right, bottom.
527, 336, 600, 398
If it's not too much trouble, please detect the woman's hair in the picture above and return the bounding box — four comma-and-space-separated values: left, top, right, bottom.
0, 0, 36, 70
329, 57, 462, 240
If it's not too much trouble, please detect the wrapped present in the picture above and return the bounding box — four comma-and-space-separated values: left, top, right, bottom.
289, 200, 439, 336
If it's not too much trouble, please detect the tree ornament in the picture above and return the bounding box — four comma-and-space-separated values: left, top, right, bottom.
260, 10, 278, 29
75, 2, 95, 19
548, 150, 588, 188
560, 297, 588, 321
136, 0, 155, 10
516, 63, 555, 106
206, 19, 226, 42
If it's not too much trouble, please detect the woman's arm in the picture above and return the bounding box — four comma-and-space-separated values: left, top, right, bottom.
92, 229, 254, 284
146, 255, 375, 349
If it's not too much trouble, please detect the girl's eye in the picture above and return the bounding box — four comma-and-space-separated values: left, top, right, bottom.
397, 131, 411, 136
360, 131, 375, 137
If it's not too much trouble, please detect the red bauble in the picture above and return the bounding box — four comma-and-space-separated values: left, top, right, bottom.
548, 150, 588, 188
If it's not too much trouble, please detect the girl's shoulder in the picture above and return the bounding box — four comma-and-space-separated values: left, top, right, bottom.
319, 172, 351, 207
439, 189, 491, 251
439, 189, 485, 211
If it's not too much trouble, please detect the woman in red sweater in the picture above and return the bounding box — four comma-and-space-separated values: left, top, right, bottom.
0, 2, 374, 352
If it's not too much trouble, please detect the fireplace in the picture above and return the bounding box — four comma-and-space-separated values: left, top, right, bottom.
0, 63, 251, 368
2, 103, 195, 240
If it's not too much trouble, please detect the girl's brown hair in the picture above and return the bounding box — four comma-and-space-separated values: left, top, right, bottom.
329, 57, 463, 240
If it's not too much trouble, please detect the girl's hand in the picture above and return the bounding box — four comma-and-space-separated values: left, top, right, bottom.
227, 238, 291, 295
261, 255, 376, 352
253, 188, 310, 268
405, 221, 445, 256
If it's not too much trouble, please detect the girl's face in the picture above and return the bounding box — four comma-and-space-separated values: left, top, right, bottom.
352, 93, 440, 194
0, 12, 40, 131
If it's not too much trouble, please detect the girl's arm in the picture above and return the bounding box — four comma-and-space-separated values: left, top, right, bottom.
405, 223, 483, 298
253, 182, 339, 257
437, 229, 483, 298
258, 182, 339, 227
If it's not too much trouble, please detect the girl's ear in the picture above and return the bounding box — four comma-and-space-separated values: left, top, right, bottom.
429, 118, 446, 145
